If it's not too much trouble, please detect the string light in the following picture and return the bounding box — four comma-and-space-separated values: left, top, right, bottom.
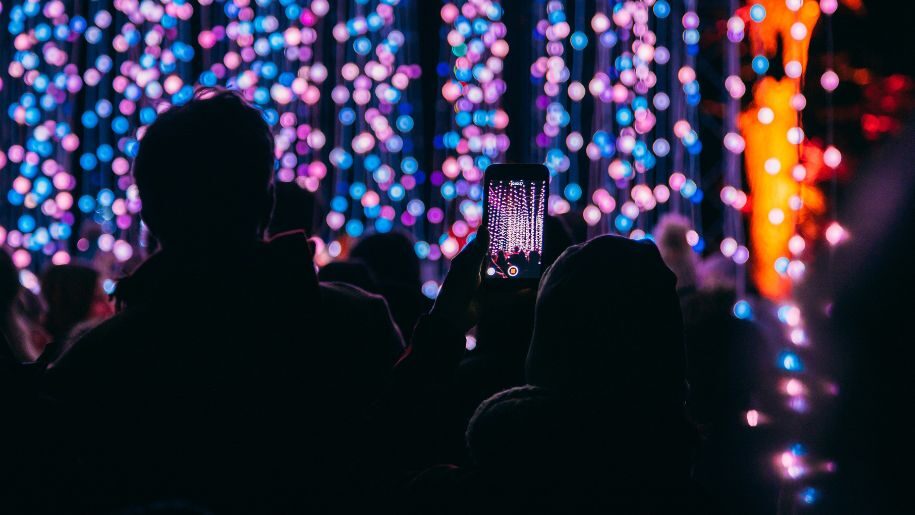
582, 0, 701, 242
530, 0, 584, 216
3, 0, 704, 279
0, 0, 333, 274
726, 1, 844, 508
433, 0, 510, 275
320, 0, 423, 265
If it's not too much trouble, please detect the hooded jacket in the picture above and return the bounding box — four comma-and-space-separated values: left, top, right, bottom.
527, 235, 688, 409
461, 236, 702, 514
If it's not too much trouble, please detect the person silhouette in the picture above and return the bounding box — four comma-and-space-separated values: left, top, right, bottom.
350, 231, 432, 339
42, 89, 401, 514
37, 264, 113, 364
399, 234, 707, 513
483, 236, 701, 513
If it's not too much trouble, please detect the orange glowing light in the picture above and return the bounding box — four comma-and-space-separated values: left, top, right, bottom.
738, 0, 824, 300
740, 0, 820, 74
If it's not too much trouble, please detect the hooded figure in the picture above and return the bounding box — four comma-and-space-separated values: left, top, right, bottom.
527, 235, 688, 408
462, 236, 703, 514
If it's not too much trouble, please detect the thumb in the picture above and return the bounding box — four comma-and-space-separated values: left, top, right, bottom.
453, 228, 488, 268
469, 227, 489, 259
442, 230, 485, 284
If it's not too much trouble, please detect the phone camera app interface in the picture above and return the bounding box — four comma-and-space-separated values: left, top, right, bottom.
486, 179, 547, 280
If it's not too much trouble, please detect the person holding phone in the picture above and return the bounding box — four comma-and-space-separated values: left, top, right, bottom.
397, 198, 704, 513
388, 164, 554, 471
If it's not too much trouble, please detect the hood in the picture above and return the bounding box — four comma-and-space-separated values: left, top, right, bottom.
525, 235, 687, 410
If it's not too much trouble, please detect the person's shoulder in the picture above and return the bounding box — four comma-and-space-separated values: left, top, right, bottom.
44, 309, 142, 387
320, 280, 389, 310
319, 281, 405, 357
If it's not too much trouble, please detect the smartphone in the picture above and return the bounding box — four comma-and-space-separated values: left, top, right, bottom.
482, 164, 549, 284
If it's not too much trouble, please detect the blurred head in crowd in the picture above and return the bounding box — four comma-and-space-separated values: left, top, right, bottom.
527, 235, 686, 402
697, 253, 739, 291
466, 386, 570, 478
350, 231, 421, 287
349, 230, 429, 338
41, 264, 112, 343
1, 249, 41, 362
525, 235, 694, 479
653, 213, 698, 292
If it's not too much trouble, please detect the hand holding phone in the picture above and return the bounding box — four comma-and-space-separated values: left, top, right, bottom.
431, 228, 489, 332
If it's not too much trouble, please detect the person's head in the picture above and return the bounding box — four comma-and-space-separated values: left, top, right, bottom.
653, 213, 698, 291
133, 89, 275, 251
268, 181, 319, 238
349, 230, 420, 286
525, 235, 695, 478
526, 235, 686, 402
466, 386, 569, 477
697, 253, 738, 291
40, 264, 110, 341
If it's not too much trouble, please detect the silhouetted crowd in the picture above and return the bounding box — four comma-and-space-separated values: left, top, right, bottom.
2, 91, 781, 515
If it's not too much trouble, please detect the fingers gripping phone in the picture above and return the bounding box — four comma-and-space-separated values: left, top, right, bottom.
482, 164, 549, 285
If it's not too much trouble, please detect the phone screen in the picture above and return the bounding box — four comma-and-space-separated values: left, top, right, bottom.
484, 175, 548, 280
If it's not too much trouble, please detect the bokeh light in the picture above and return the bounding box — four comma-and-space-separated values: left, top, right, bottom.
319, 0, 423, 265
434, 0, 510, 266
578, 0, 702, 238
1, 0, 333, 274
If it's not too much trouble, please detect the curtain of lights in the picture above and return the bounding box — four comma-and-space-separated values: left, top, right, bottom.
1, 0, 160, 286
322, 0, 423, 264
200, 0, 331, 195
0, 2, 855, 505
529, 0, 586, 216
1, 0, 709, 282
434, 0, 509, 268
580, 1, 703, 243
0, 0, 335, 287
722, 0, 750, 300
725, 0, 843, 509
